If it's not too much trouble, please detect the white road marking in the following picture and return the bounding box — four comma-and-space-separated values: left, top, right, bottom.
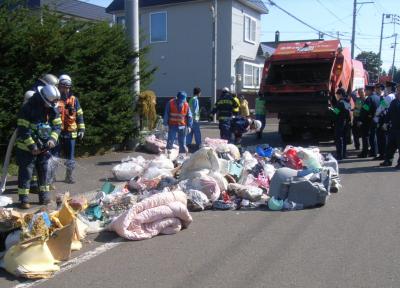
12, 237, 124, 288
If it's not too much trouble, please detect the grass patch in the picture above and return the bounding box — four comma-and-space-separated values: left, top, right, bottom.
0, 162, 18, 177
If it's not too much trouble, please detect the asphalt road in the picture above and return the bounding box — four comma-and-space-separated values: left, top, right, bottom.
1, 121, 400, 288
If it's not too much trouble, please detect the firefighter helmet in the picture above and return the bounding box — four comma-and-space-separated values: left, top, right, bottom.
59, 74, 72, 87
39, 85, 60, 107
39, 74, 59, 86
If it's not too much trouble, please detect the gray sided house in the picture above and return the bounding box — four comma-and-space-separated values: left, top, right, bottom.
107, 0, 268, 108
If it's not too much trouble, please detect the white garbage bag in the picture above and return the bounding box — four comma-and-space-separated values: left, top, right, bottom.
112, 156, 147, 181
180, 148, 219, 179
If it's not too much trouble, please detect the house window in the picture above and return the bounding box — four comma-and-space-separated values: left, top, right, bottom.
244, 15, 256, 43
243, 63, 262, 89
116, 16, 125, 26
150, 12, 167, 43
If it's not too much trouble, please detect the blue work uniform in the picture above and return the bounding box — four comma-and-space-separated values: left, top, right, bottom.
331, 98, 351, 160
384, 98, 400, 166
16, 93, 61, 203
211, 92, 239, 141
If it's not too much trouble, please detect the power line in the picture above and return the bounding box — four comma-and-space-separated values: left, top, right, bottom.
266, 0, 338, 39
315, 0, 347, 25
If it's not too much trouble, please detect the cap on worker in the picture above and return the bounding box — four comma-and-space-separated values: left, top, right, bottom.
177, 91, 187, 100
365, 84, 375, 91
335, 88, 346, 97
222, 87, 230, 93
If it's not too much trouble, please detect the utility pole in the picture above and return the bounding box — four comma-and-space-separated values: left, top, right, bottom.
351, 0, 374, 59
211, 0, 217, 122
378, 14, 385, 67
392, 33, 398, 79
125, 0, 140, 128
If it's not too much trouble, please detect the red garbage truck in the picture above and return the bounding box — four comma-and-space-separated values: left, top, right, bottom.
260, 39, 368, 140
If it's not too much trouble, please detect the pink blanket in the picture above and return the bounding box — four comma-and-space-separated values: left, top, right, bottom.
108, 191, 193, 240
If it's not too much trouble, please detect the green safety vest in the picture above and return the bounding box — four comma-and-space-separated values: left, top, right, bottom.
354, 98, 363, 117
255, 98, 266, 116
189, 96, 200, 121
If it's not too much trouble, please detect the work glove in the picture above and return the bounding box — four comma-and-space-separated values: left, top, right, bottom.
187, 127, 191, 135
78, 130, 85, 140
357, 121, 362, 127
373, 116, 379, 124
47, 139, 56, 149
381, 123, 388, 131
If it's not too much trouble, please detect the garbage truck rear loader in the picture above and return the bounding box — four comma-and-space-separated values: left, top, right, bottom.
260, 40, 367, 140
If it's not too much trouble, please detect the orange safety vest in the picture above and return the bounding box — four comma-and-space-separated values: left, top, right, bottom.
168, 99, 189, 126
58, 95, 78, 132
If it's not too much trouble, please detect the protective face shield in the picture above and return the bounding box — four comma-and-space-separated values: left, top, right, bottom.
252, 120, 262, 132
23, 90, 35, 104
59, 74, 72, 88
39, 85, 61, 108
39, 74, 59, 86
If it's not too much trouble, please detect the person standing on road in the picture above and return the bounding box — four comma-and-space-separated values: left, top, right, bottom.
380, 82, 400, 169
255, 92, 267, 139
352, 88, 365, 150
239, 95, 250, 117
358, 85, 381, 158
330, 88, 351, 160
51, 74, 85, 185
186, 87, 202, 151
16, 84, 61, 209
164, 91, 193, 156
209, 87, 239, 142
373, 81, 396, 160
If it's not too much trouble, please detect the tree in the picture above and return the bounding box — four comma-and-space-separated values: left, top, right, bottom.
0, 1, 156, 153
356, 51, 382, 83
388, 66, 400, 83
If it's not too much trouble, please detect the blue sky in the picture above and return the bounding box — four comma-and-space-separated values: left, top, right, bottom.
90, 0, 399, 71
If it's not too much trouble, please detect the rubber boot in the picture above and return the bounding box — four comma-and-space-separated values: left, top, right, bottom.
65, 168, 75, 184
39, 191, 51, 205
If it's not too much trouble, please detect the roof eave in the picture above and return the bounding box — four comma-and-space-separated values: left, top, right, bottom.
237, 0, 269, 14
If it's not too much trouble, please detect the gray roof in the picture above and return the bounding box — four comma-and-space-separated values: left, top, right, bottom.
106, 0, 268, 14
27, 0, 112, 21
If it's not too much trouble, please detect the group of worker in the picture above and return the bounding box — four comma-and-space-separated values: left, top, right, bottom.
16, 73, 85, 209
163, 87, 266, 156
331, 81, 400, 169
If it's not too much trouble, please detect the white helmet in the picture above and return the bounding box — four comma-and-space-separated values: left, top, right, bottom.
23, 90, 35, 104
39, 84, 60, 107
39, 74, 59, 86
252, 120, 262, 132
59, 74, 72, 87
222, 87, 230, 93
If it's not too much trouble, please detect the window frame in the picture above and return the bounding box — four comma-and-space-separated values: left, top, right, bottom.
244, 14, 257, 44
243, 62, 263, 89
149, 11, 168, 43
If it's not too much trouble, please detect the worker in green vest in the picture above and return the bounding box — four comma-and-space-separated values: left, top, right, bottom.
352, 88, 365, 150
255, 92, 267, 139
186, 87, 202, 150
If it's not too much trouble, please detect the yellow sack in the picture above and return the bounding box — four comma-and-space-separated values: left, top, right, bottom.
4, 238, 60, 279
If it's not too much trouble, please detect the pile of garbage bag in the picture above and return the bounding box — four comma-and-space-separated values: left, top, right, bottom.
109, 140, 341, 215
